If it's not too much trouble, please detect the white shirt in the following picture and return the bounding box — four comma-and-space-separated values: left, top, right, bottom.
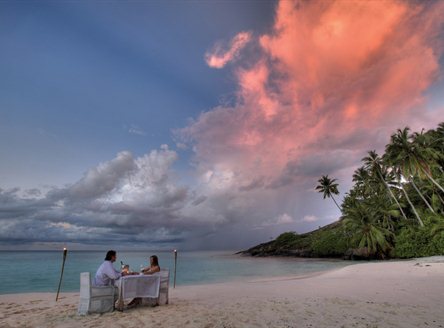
94, 261, 121, 286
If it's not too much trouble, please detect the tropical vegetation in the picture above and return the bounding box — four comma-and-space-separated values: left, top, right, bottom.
245, 123, 444, 260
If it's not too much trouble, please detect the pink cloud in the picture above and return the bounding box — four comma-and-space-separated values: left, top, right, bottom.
179, 0, 444, 229
205, 31, 252, 69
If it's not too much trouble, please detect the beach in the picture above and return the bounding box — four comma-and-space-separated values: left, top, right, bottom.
1, 258, 443, 328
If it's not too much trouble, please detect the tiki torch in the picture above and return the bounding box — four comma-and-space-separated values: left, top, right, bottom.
173, 249, 177, 288
56, 247, 68, 301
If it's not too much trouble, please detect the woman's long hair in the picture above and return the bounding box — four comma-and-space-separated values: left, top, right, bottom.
150, 255, 159, 267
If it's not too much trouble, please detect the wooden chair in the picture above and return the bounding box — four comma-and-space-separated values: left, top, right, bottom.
78, 272, 117, 315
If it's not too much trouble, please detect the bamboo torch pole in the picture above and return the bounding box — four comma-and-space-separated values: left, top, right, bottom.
173, 249, 177, 288
56, 247, 68, 301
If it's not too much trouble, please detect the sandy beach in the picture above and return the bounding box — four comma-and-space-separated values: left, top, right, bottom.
1, 258, 443, 328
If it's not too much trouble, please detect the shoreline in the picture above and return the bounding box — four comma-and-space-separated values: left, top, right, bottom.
2, 255, 441, 296
1, 258, 444, 327
0, 255, 352, 295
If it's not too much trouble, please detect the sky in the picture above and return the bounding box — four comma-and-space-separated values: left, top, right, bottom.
0, 0, 443, 251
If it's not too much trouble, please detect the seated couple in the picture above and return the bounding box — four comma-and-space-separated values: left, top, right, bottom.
94, 250, 161, 287
93, 250, 160, 308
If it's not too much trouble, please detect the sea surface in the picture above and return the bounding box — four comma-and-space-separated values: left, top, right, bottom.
0, 250, 352, 294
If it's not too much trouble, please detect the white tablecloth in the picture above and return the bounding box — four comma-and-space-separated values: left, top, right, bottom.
116, 274, 160, 300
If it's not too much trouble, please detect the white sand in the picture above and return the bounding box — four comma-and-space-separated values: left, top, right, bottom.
1, 258, 444, 328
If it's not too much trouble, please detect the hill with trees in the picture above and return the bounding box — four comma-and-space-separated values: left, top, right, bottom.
243, 123, 444, 259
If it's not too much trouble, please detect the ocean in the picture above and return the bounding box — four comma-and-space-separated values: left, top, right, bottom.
0, 250, 351, 294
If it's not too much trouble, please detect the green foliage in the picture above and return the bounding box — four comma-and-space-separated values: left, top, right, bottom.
248, 122, 444, 260
394, 211, 444, 258
275, 232, 299, 245
340, 122, 444, 259
315, 175, 341, 210
311, 226, 348, 257
431, 194, 443, 213
342, 201, 394, 258
394, 226, 444, 258
288, 234, 312, 249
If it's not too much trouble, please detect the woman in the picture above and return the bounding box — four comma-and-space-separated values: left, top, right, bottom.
127, 255, 160, 308
141, 255, 160, 275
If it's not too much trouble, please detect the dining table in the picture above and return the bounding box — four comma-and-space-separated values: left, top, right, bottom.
115, 274, 161, 311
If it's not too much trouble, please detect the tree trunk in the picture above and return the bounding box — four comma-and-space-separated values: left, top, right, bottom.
410, 178, 435, 213
377, 170, 408, 221
331, 195, 342, 212
437, 193, 444, 206
401, 185, 424, 227
422, 168, 444, 194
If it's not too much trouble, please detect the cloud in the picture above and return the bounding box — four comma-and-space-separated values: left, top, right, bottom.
176, 0, 444, 242
186, 1, 443, 181
1, 145, 268, 249
276, 213, 294, 224
127, 124, 147, 136
301, 215, 318, 223
67, 151, 136, 201
185, 0, 443, 175
1, 0, 443, 250
205, 31, 252, 68
0, 146, 192, 248
255, 213, 295, 229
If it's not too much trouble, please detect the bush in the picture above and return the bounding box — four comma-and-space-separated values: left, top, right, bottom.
394, 226, 444, 258
311, 227, 349, 257
275, 232, 299, 245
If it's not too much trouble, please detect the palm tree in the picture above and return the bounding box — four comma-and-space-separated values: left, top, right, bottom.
363, 151, 408, 221
437, 122, 444, 134
383, 168, 424, 226
382, 129, 425, 226
419, 178, 444, 208
316, 175, 341, 211
429, 125, 444, 174
352, 166, 375, 196
411, 130, 444, 194
385, 128, 416, 175
373, 193, 400, 232
343, 201, 393, 258
398, 181, 424, 227
384, 127, 434, 213
410, 177, 435, 213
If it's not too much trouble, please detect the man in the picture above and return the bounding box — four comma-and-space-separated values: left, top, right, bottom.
94, 250, 123, 286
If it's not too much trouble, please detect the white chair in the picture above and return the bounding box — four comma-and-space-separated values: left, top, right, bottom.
78, 272, 117, 315
140, 268, 170, 306
158, 268, 170, 305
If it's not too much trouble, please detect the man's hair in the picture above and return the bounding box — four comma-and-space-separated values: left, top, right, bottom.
105, 250, 116, 261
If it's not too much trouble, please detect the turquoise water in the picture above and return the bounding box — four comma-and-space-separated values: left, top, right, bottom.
0, 251, 351, 294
